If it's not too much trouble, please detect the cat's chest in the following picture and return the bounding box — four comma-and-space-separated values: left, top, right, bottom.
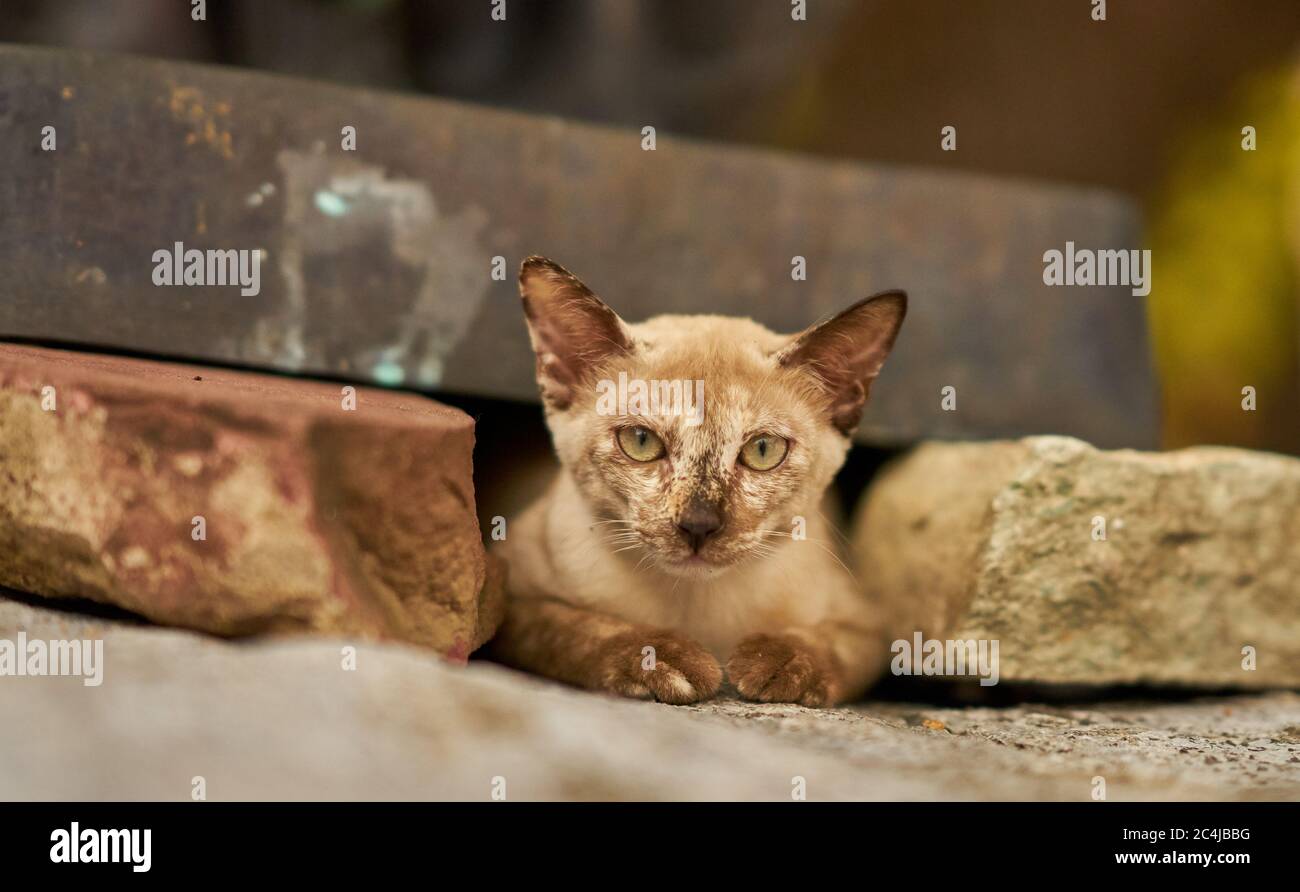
575, 559, 836, 660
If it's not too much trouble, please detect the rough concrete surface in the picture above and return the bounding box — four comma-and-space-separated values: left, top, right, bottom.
2, 596, 1296, 801
0, 343, 502, 657
853, 436, 1300, 687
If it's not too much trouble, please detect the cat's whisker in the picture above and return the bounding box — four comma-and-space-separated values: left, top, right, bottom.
668, 568, 684, 598
814, 506, 856, 549
750, 525, 858, 584
801, 537, 859, 584
596, 530, 639, 541
590, 522, 636, 532
602, 540, 643, 553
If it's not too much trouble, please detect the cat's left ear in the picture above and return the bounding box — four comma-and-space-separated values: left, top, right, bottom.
776, 290, 907, 434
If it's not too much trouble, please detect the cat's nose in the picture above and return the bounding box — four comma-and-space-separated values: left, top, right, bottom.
676, 502, 724, 552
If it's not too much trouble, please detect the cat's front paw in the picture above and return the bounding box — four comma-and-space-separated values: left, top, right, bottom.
594, 630, 723, 705
727, 633, 841, 707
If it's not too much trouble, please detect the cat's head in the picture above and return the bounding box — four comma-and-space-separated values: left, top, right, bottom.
519, 256, 905, 578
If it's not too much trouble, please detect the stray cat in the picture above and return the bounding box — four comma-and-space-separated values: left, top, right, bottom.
488, 257, 906, 706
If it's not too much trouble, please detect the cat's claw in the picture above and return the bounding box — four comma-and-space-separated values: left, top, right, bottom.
727, 633, 840, 708
595, 630, 723, 705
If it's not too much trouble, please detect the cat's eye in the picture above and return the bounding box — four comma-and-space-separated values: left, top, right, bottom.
739, 434, 789, 471
617, 426, 666, 462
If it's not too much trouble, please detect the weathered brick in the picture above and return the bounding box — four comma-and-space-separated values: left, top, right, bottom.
0, 343, 500, 658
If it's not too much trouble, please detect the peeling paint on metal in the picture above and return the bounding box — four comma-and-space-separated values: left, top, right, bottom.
371, 360, 405, 387
268, 148, 491, 388
313, 190, 349, 218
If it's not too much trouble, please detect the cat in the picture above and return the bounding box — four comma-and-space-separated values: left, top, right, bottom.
487, 256, 906, 707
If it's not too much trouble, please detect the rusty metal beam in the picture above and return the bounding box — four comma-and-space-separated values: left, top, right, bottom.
0, 45, 1158, 446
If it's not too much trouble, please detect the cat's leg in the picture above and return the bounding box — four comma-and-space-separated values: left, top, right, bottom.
487, 596, 723, 705
726, 620, 886, 707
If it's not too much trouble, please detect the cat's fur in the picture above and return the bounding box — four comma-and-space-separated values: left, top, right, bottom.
488, 257, 906, 706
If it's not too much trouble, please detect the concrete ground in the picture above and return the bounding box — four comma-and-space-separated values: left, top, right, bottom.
2, 594, 1297, 801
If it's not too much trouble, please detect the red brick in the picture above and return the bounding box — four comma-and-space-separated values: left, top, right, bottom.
0, 343, 501, 657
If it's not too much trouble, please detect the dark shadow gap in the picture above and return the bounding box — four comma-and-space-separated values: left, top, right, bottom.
863, 673, 1288, 707
0, 584, 150, 625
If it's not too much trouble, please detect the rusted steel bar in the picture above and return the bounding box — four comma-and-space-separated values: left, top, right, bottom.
0, 45, 1158, 446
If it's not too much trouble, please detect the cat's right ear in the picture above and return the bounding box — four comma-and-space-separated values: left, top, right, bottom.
519, 256, 632, 410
